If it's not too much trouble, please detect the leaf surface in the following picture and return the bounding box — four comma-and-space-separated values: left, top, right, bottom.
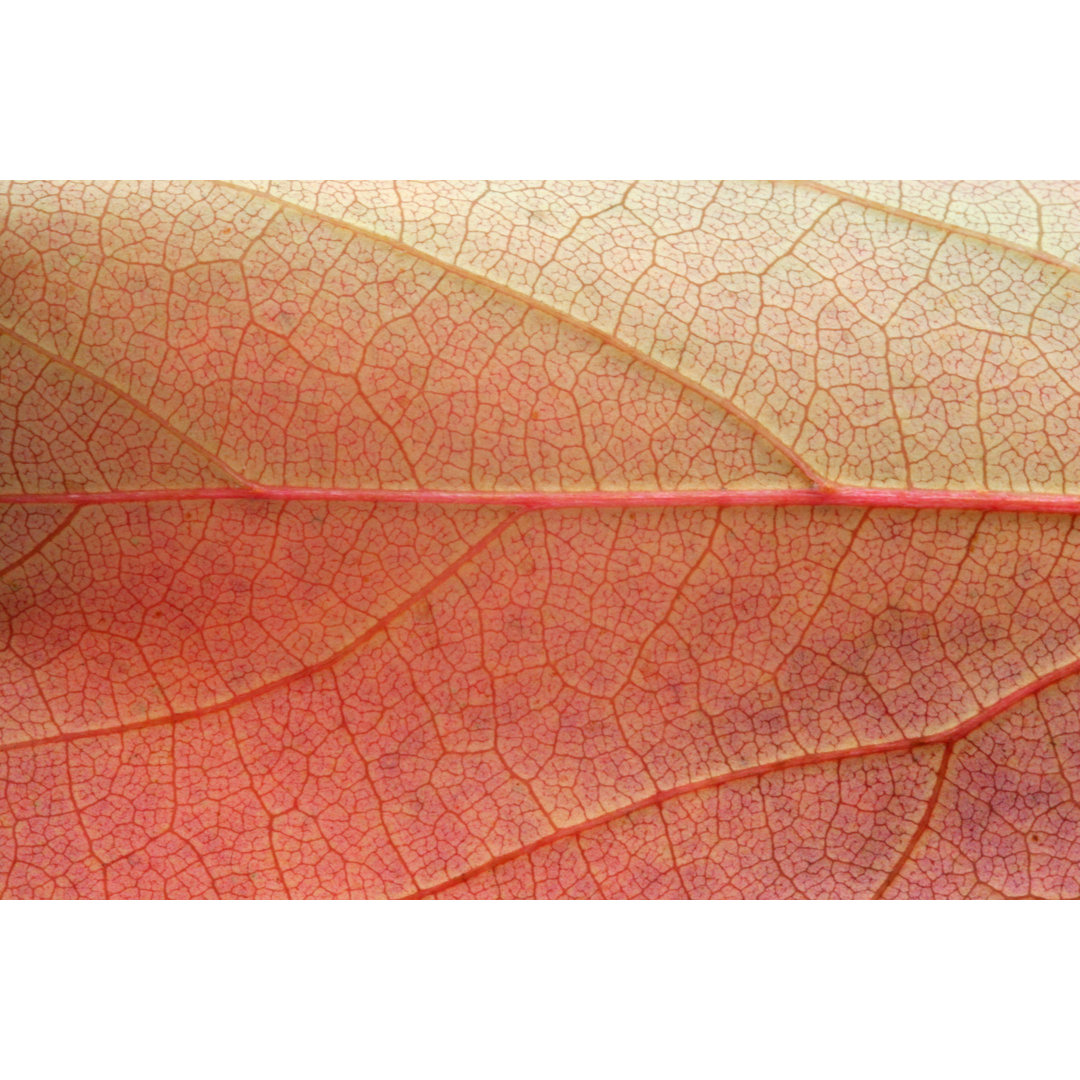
2, 180, 1079, 898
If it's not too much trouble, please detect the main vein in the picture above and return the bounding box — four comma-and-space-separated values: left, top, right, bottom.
6, 485, 1080, 514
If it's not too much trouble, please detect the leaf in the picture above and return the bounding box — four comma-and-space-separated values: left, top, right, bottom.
2, 180, 1079, 898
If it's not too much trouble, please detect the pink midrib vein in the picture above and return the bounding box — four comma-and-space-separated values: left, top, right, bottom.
7, 484, 1080, 514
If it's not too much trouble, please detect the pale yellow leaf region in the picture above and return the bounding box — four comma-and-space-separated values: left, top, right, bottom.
267, 179, 1080, 492
1, 180, 1079, 899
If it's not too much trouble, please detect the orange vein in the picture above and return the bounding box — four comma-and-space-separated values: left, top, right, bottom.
2, 326, 258, 491
403, 653, 1080, 899
0, 507, 80, 578
215, 181, 827, 488
800, 181, 1080, 278
873, 744, 954, 899
0, 511, 523, 755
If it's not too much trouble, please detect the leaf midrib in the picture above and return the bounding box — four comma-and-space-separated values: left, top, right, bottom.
8, 484, 1080, 514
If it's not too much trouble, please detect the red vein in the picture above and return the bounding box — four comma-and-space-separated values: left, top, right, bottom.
7, 484, 1080, 515
873, 744, 954, 900
403, 653, 1080, 899
215, 181, 828, 488
0, 511, 523, 756
0, 507, 80, 578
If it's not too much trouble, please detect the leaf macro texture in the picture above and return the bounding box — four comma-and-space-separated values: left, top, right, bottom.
3, 180, 1080, 898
